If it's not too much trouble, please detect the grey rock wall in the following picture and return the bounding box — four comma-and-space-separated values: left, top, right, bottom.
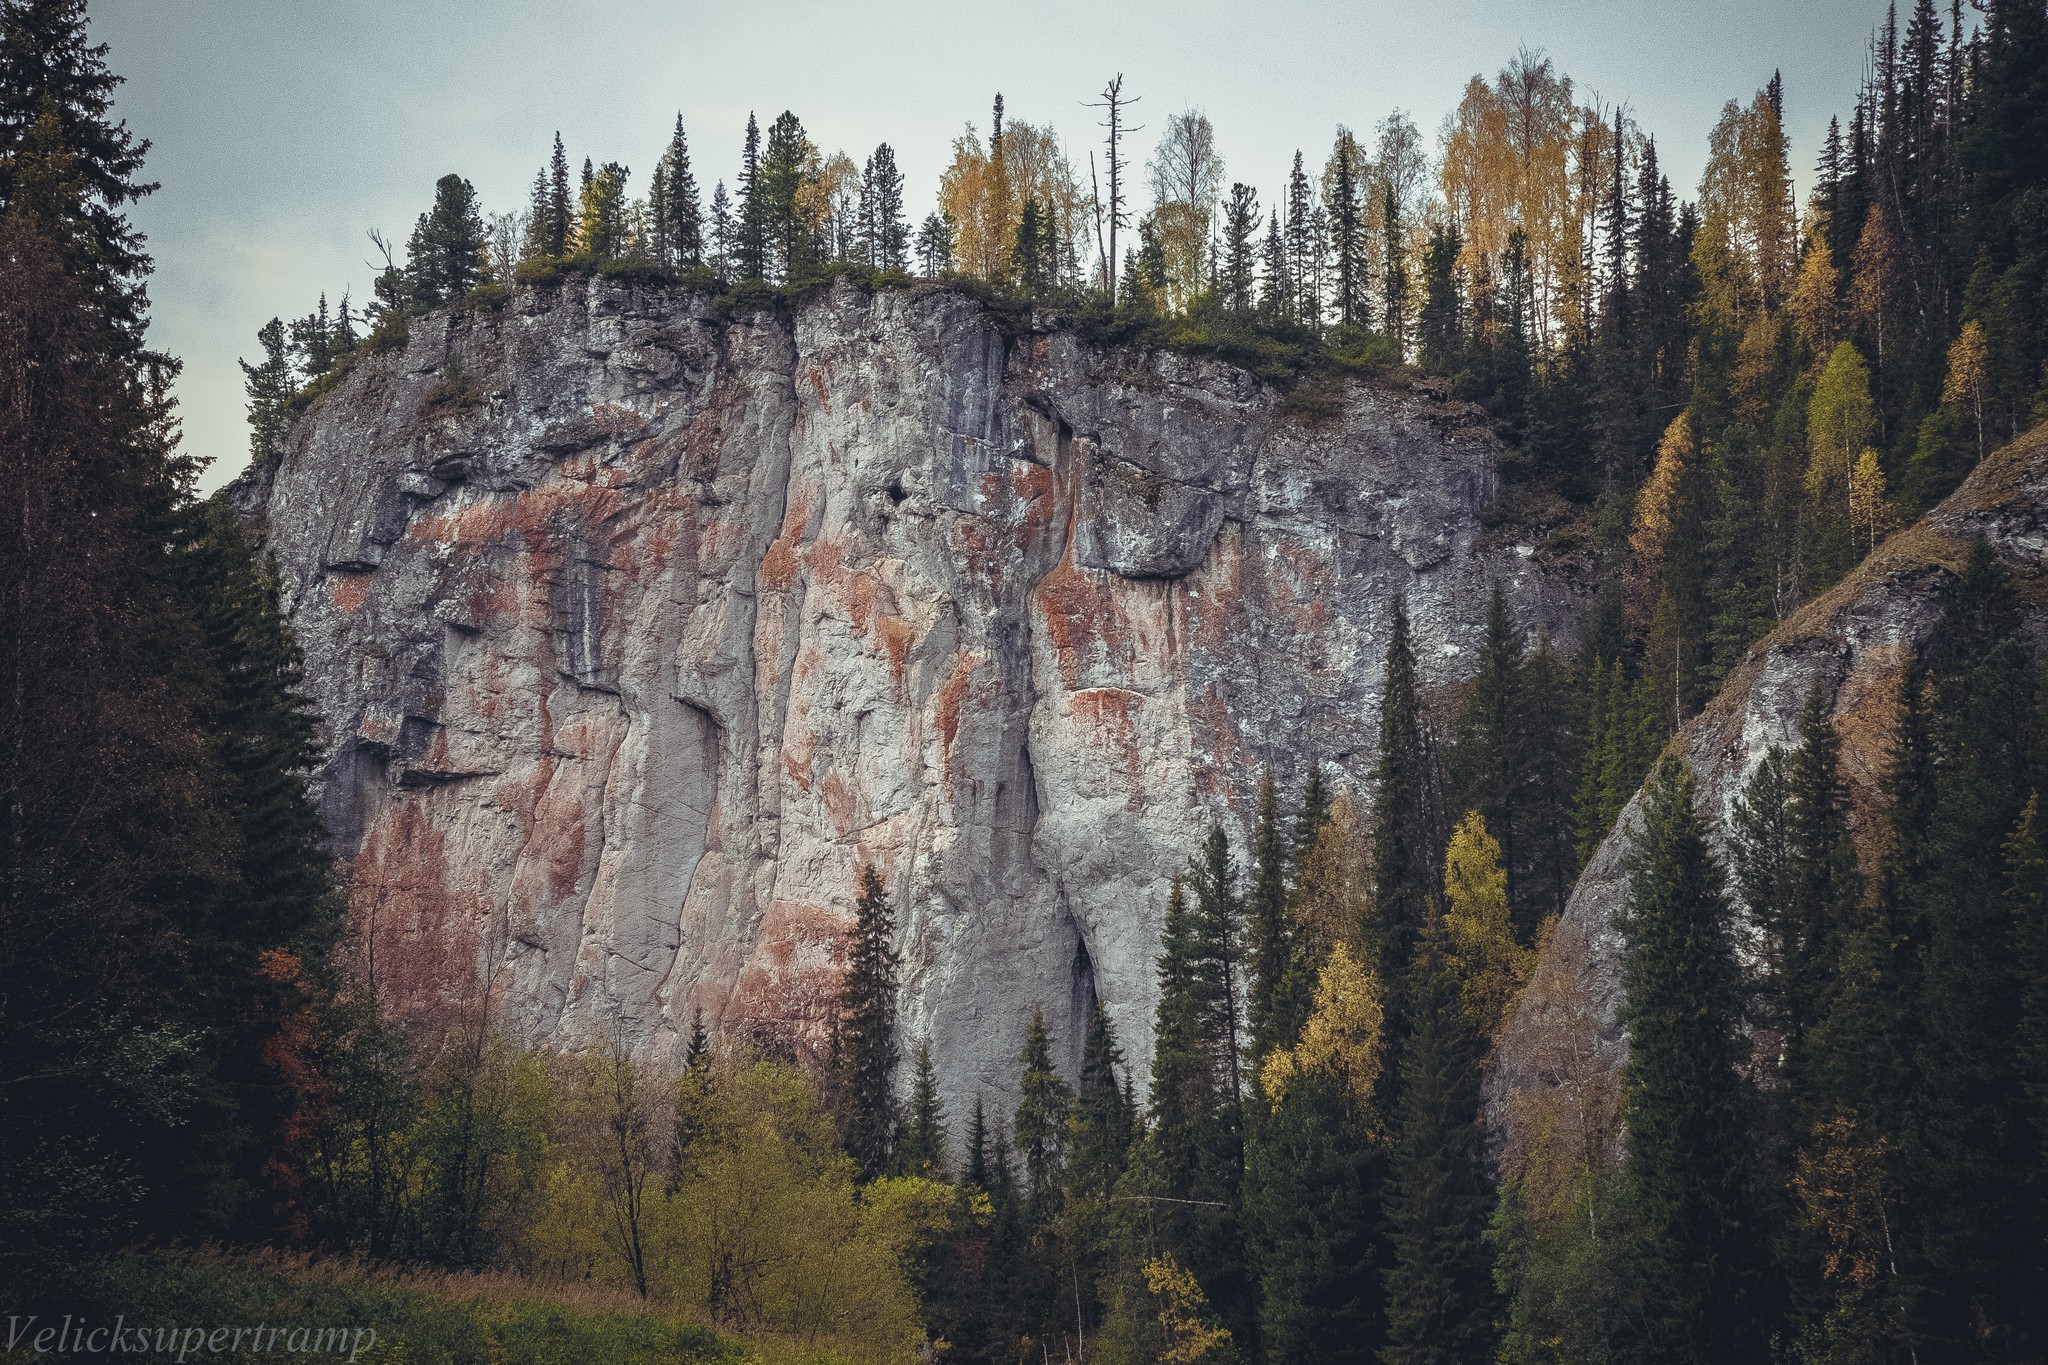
238, 274, 1585, 1126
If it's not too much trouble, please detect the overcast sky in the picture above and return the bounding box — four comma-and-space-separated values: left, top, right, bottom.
96, 0, 1895, 495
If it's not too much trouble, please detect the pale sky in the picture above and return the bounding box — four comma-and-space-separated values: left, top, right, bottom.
94, 0, 1896, 495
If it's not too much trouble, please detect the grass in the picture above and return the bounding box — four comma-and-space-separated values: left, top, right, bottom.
3, 1250, 743, 1365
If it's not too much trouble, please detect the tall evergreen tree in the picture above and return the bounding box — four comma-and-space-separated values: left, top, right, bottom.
658, 114, 701, 269
1416, 224, 1464, 377
404, 173, 485, 305
1373, 597, 1438, 1022
1328, 129, 1366, 329
833, 865, 901, 1181
1246, 768, 1291, 1061
735, 113, 766, 281
898, 1042, 947, 1179
0, 0, 157, 350
1014, 1008, 1070, 1226
1451, 585, 1529, 936
1381, 924, 1497, 1365
239, 317, 293, 463
544, 133, 571, 258
862, 142, 908, 272
1617, 756, 1768, 1361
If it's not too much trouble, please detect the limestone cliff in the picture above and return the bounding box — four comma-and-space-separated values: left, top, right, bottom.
1490, 424, 2048, 1137
236, 273, 1582, 1119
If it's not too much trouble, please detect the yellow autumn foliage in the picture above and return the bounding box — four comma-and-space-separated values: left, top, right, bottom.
1142, 1253, 1236, 1364
1259, 941, 1384, 1116
1440, 811, 1534, 1043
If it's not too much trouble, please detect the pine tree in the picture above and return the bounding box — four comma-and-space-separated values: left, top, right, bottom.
1381, 924, 1498, 1365
898, 1042, 948, 1179
862, 143, 908, 272
404, 173, 485, 304
240, 317, 294, 463
833, 865, 901, 1180
915, 211, 954, 276
1617, 756, 1768, 1361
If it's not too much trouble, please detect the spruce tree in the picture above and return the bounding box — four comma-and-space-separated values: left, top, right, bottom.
1374, 597, 1437, 1022
1328, 130, 1365, 329
1067, 1002, 1133, 1200
545, 133, 571, 258
0, 0, 157, 350
735, 113, 766, 281
1452, 585, 1528, 935
239, 317, 294, 463
1014, 1008, 1070, 1226
833, 865, 901, 1180
1381, 925, 1497, 1365
659, 114, 701, 269
898, 1042, 948, 1179
1617, 756, 1768, 1361
759, 111, 811, 282
1246, 768, 1291, 1061
1904, 542, 2041, 1349
1381, 183, 1409, 354
1416, 224, 1464, 377
1516, 633, 1581, 925
965, 1093, 991, 1190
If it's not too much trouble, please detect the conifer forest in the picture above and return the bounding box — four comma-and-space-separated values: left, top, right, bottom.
3, 1, 2048, 1361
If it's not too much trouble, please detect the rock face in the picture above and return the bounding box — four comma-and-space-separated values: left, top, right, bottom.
1490, 426, 2048, 1135
237, 275, 1582, 1121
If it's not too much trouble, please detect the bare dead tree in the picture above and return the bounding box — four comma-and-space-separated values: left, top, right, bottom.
1085, 74, 1140, 299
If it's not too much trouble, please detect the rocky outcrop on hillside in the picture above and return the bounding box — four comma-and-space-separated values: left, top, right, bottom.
1489, 425, 2048, 1140
235, 274, 1584, 1119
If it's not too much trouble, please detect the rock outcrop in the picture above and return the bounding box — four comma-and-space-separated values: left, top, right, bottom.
236, 274, 1583, 1120
1490, 425, 2048, 1136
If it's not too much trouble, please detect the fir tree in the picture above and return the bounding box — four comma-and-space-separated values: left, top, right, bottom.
833, 865, 900, 1181
1617, 756, 1768, 1361
965, 1093, 991, 1190
759, 110, 811, 282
